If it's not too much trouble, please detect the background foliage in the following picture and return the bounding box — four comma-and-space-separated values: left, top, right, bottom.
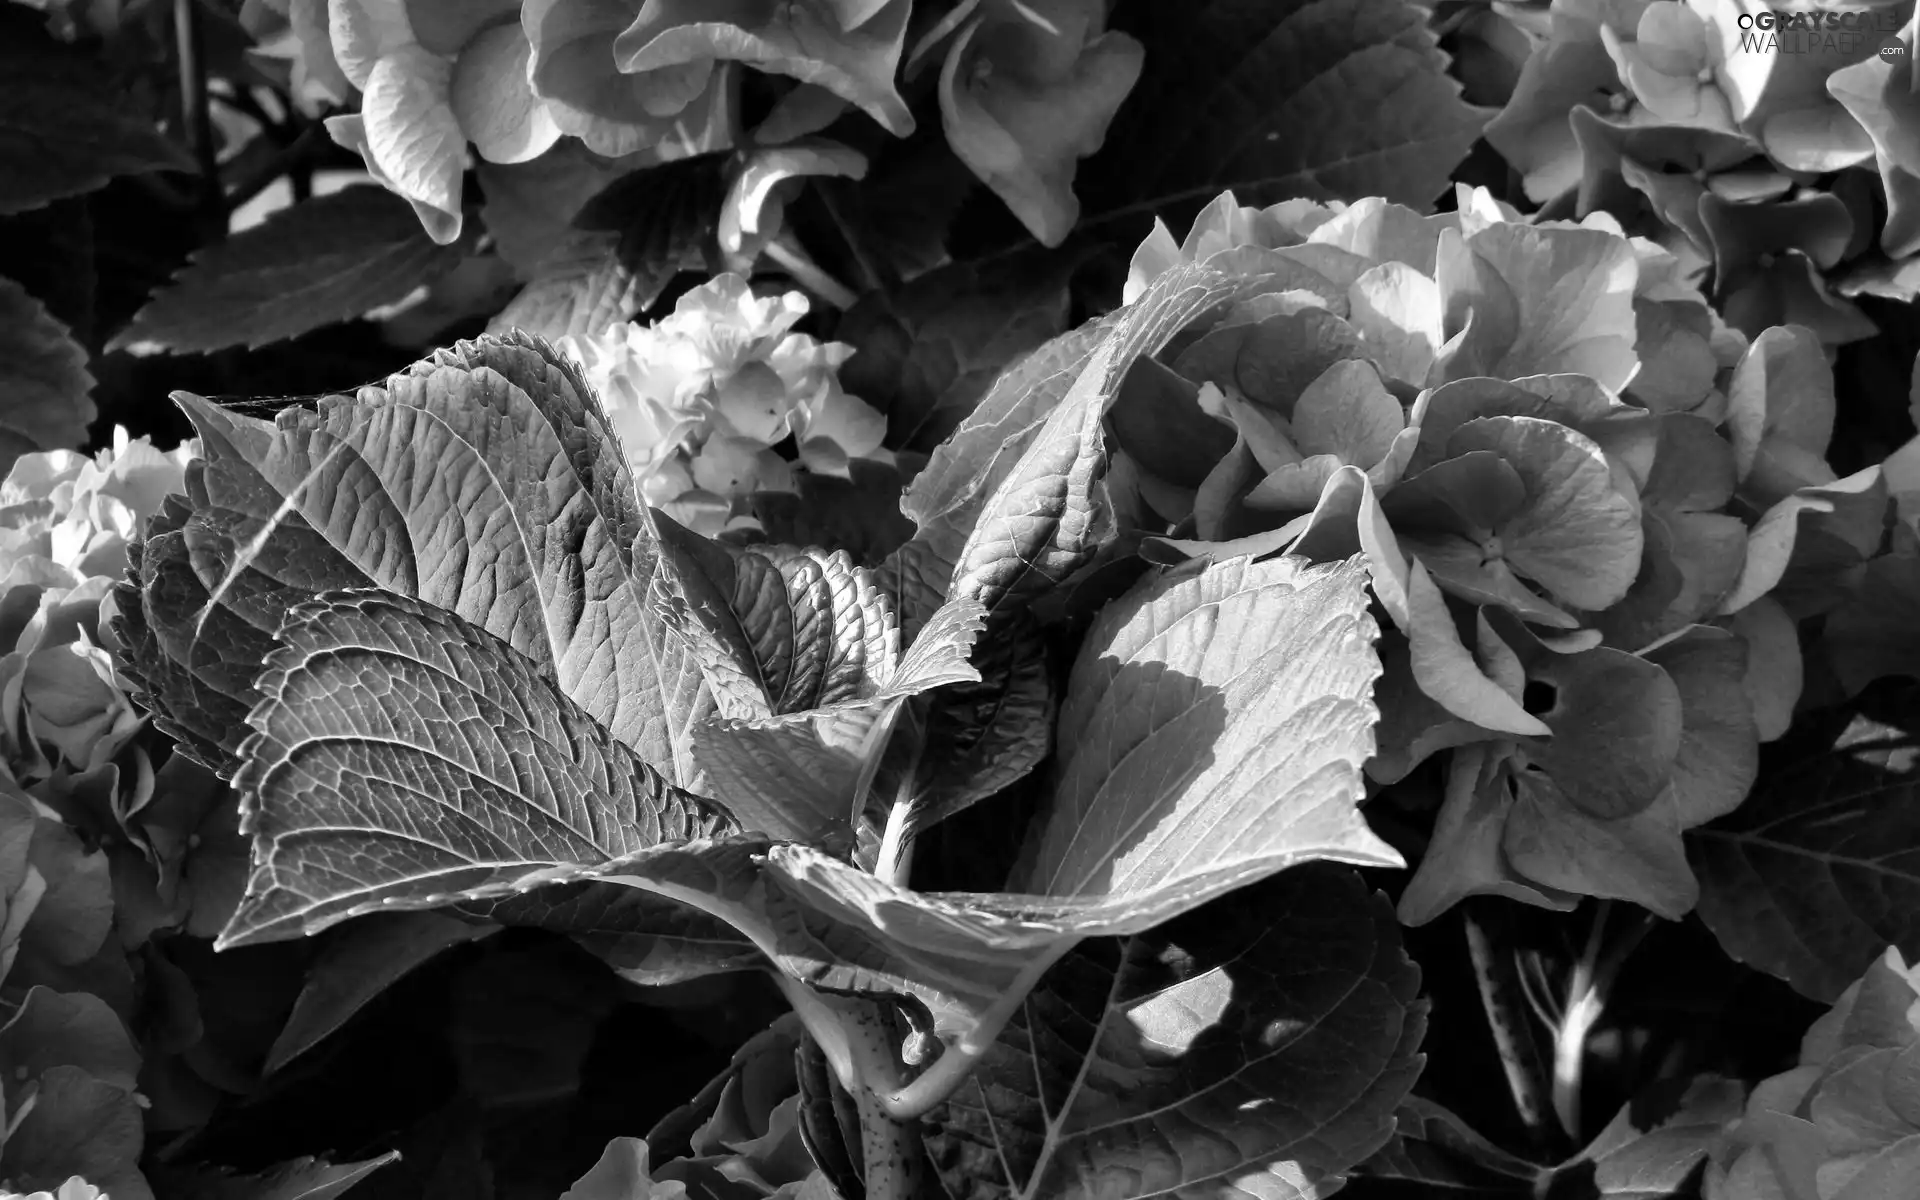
6, 1, 1920, 1199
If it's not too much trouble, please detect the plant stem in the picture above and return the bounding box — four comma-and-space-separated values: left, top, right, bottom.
173, 0, 223, 238
766, 235, 859, 308
1463, 905, 1555, 1148
818, 181, 884, 293
874, 770, 917, 886
845, 1003, 924, 1200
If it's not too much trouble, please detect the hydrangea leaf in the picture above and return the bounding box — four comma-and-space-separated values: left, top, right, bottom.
262, 912, 497, 1074
1356, 1096, 1540, 1193
216, 590, 735, 948
920, 865, 1425, 1200
1690, 714, 1920, 1002
151, 1151, 402, 1200
461, 880, 760, 987
1073, 0, 1486, 220
894, 316, 1111, 602
1549, 1076, 1748, 1199
0, 276, 96, 478
108, 186, 470, 354
946, 337, 1120, 621
0, 22, 197, 216
836, 255, 1075, 457
1013, 552, 1393, 897
899, 260, 1254, 618
1436, 222, 1641, 393
900, 613, 1054, 836
691, 592, 985, 848
113, 333, 713, 786
612, 0, 913, 136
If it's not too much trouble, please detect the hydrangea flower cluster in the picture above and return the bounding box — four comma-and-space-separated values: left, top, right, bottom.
0, 430, 200, 1200
1474, 0, 1920, 342
247, 0, 1139, 257
1707, 947, 1920, 1200
1114, 187, 1880, 925
558, 274, 889, 536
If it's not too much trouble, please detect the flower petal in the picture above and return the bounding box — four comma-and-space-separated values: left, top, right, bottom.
451, 22, 562, 164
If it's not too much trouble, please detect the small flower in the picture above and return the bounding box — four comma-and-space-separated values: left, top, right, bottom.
559, 275, 889, 537
1601, 0, 1744, 134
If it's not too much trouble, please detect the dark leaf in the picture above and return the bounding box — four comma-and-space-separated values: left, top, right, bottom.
109, 187, 471, 354
1079, 0, 1488, 230
0, 274, 96, 475
152, 1152, 401, 1200
921, 865, 1425, 1200
0, 22, 194, 216
1689, 714, 1920, 1001
836, 255, 1074, 455
264, 913, 498, 1074
466, 882, 762, 986
746, 461, 916, 566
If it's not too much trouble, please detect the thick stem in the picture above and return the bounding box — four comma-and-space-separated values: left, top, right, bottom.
874, 773, 917, 887
845, 1003, 924, 1200
1463, 905, 1555, 1147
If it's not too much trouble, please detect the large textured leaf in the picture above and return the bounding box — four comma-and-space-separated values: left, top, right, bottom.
115, 331, 713, 786
897, 260, 1283, 622
1013, 553, 1395, 900
1689, 715, 1920, 1002
0, 274, 96, 476
218, 590, 733, 948
0, 19, 195, 215
746, 552, 1393, 1054
921, 865, 1424, 1200
1077, 0, 1487, 225
109, 187, 470, 353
